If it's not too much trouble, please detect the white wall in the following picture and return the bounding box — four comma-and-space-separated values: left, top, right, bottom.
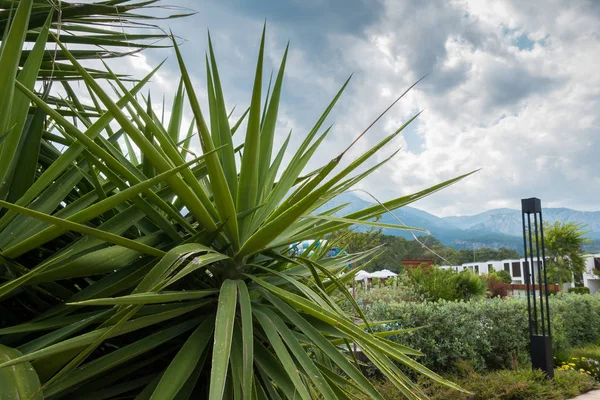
586, 280, 600, 295
500, 259, 526, 283
582, 254, 600, 294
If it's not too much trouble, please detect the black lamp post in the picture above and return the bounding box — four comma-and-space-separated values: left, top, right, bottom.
521, 197, 553, 378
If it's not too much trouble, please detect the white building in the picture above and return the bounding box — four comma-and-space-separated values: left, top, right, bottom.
582, 254, 600, 294
439, 265, 460, 272
439, 254, 600, 294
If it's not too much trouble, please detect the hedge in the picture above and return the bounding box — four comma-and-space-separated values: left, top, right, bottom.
568, 287, 591, 295
363, 293, 600, 373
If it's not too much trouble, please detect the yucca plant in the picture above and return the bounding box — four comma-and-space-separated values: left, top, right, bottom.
0, 0, 189, 69
0, 0, 189, 200
0, 1, 473, 399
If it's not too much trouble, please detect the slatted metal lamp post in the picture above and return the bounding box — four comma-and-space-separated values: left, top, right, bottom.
521, 197, 553, 378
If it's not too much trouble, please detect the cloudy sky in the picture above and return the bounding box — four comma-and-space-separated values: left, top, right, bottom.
119, 0, 600, 217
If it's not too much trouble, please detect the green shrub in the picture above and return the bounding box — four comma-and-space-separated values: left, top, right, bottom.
553, 368, 598, 398
549, 293, 600, 351
352, 286, 424, 308
568, 287, 591, 294
454, 271, 488, 300
407, 266, 486, 302
496, 270, 513, 284
361, 293, 600, 373
365, 298, 530, 372
484, 273, 509, 298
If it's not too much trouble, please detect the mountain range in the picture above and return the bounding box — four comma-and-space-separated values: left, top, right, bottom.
323, 193, 600, 253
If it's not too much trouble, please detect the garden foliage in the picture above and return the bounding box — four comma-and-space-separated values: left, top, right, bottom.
556, 345, 600, 382
353, 360, 596, 400
362, 293, 600, 373
419, 361, 596, 400
568, 287, 591, 295
544, 221, 591, 285
406, 266, 487, 302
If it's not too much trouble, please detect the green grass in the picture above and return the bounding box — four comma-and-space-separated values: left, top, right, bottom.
565, 345, 600, 361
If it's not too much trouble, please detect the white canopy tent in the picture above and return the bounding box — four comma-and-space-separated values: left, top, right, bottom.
354, 271, 372, 281
354, 269, 397, 281
370, 269, 397, 279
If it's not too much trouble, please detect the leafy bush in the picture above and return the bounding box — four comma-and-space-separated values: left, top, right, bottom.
454, 271, 488, 301
553, 367, 599, 398
352, 362, 595, 400
549, 293, 600, 352
361, 293, 600, 373
486, 275, 509, 298
407, 266, 487, 302
568, 287, 591, 294
419, 363, 595, 400
352, 286, 424, 308
365, 298, 530, 372
496, 270, 513, 284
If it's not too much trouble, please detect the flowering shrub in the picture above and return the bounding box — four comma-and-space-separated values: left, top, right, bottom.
568, 345, 600, 362
557, 356, 600, 380
556, 345, 600, 381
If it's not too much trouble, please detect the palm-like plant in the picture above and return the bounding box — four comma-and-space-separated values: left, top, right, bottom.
0, 0, 189, 200
0, 1, 473, 399
0, 0, 187, 66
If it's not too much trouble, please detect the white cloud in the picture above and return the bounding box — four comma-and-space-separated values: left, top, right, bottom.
121, 0, 600, 217
302, 0, 600, 216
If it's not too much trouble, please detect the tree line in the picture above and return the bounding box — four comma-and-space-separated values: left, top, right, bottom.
332, 221, 593, 284
330, 227, 521, 273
